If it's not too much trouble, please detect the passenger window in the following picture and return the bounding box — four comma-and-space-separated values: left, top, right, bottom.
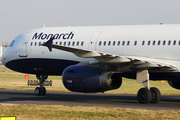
30, 42, 33, 46
158, 40, 161, 45
142, 41, 145, 45
163, 40, 166, 45
148, 41, 150, 45
64, 42, 66, 46
68, 42, 70, 46
179, 41, 180, 45
168, 40, 171, 45
77, 41, 79, 46
60, 42, 62, 45
35, 42, 37, 46
104, 41, 106, 46
99, 41, 102, 46
153, 41, 155, 45
39, 42, 41, 46
173, 40, 176, 45
122, 41, 125, 46
127, 41, 130, 46
72, 41, 75, 46
55, 42, 58, 45
118, 41, 120, 46
81, 41, 84, 46
113, 41, 115, 46
108, 41, 111, 46
134, 41, 137, 46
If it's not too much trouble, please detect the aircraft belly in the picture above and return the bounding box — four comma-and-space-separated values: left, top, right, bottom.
5, 58, 79, 75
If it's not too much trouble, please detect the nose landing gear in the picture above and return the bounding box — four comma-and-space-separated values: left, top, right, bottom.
35, 87, 46, 96
34, 75, 47, 96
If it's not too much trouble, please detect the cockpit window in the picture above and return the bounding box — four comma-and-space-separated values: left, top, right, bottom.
9, 40, 15, 47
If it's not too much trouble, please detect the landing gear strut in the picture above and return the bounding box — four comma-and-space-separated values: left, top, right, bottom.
136, 70, 161, 104
34, 75, 47, 96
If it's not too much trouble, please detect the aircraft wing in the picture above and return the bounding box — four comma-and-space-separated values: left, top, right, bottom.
41, 40, 178, 72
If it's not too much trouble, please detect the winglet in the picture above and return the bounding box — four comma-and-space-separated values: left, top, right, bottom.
43, 36, 55, 52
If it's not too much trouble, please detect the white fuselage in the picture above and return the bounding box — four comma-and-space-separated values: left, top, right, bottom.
2, 24, 180, 76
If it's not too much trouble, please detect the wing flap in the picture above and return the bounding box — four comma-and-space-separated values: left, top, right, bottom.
95, 56, 131, 63
74, 51, 101, 58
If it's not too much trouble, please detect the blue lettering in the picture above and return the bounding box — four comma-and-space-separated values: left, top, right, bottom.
63, 33, 69, 39
69, 32, 74, 39
47, 34, 53, 40
53, 34, 59, 39
32, 31, 74, 40
32, 32, 43, 39
58, 33, 64, 39
41, 34, 47, 40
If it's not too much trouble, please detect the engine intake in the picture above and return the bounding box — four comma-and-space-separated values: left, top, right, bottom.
62, 65, 122, 93
168, 80, 180, 90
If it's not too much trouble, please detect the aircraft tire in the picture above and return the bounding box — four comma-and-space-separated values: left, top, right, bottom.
35, 87, 42, 96
41, 87, 46, 96
150, 87, 161, 103
137, 88, 152, 104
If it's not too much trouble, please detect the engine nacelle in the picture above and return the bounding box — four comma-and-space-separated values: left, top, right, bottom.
62, 65, 122, 93
168, 80, 180, 90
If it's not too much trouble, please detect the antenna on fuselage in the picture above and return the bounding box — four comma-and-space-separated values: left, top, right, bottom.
43, 23, 46, 28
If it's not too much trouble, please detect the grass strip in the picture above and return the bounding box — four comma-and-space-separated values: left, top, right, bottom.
0, 104, 180, 120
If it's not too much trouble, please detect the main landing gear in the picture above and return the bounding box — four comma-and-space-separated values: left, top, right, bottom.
34, 75, 47, 96
136, 70, 161, 104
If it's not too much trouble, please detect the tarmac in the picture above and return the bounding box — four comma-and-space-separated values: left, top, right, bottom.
0, 89, 179, 110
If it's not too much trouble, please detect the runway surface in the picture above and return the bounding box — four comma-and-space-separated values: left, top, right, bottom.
0, 89, 179, 110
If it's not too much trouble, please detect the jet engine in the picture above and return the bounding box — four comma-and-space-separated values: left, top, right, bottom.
168, 80, 180, 90
62, 65, 122, 93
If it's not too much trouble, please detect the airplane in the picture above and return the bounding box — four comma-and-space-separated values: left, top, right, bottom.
1, 24, 180, 104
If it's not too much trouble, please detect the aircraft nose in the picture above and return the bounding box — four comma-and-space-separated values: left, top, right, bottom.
1, 50, 7, 66
1, 46, 13, 66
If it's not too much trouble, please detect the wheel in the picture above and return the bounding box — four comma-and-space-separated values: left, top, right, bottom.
41, 87, 46, 96
137, 88, 152, 104
150, 87, 161, 103
35, 87, 41, 96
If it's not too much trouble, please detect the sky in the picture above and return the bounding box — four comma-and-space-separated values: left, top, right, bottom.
1, 0, 180, 44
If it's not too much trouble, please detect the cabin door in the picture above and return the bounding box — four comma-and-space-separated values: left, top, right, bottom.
88, 31, 101, 51
19, 32, 32, 57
